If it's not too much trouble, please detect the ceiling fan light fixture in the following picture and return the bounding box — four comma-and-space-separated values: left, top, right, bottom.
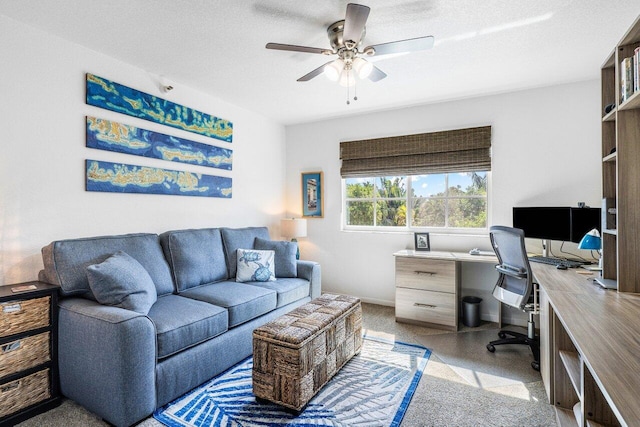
353, 57, 373, 79
324, 59, 344, 81
339, 70, 355, 87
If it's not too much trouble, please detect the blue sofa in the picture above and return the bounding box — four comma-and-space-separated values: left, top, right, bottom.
39, 227, 321, 427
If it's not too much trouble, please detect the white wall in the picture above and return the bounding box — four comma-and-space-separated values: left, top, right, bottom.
286, 80, 602, 310
0, 16, 286, 285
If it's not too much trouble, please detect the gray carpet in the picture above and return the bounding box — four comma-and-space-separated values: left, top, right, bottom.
19, 303, 557, 427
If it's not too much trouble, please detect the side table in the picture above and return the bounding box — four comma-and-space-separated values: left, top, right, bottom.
0, 282, 60, 426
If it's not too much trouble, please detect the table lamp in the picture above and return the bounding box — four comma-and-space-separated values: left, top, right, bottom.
280, 218, 307, 259
578, 228, 602, 269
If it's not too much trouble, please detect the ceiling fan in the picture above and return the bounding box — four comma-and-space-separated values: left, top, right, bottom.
266, 3, 435, 88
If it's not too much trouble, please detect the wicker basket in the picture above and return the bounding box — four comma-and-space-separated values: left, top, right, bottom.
253, 294, 362, 411
0, 296, 50, 338
0, 369, 50, 418
0, 332, 51, 379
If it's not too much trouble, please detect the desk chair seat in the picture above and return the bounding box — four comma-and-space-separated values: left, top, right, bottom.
486, 226, 540, 371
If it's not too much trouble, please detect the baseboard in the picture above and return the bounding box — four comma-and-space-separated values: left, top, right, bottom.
358, 296, 395, 307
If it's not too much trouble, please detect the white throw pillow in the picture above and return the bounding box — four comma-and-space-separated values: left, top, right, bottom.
236, 249, 276, 282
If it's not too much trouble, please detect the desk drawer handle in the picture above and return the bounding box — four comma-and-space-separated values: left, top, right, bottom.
414, 302, 437, 309
414, 271, 436, 276
1, 340, 21, 353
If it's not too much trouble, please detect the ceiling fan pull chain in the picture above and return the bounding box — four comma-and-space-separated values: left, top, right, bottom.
346, 72, 351, 105
354, 80, 358, 102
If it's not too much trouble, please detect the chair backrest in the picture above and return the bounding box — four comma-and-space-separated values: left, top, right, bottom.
489, 226, 533, 310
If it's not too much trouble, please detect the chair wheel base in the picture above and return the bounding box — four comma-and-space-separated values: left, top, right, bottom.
531, 361, 540, 371
498, 332, 507, 339
486, 344, 495, 352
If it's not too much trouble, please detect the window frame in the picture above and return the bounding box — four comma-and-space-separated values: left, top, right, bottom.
342, 172, 490, 233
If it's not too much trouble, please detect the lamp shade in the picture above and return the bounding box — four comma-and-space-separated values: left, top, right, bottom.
324, 59, 345, 82
578, 228, 601, 250
280, 218, 307, 239
353, 57, 373, 79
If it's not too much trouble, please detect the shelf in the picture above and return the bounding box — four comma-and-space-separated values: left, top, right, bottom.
602, 109, 616, 122
559, 350, 581, 396
602, 152, 617, 162
586, 421, 607, 427
602, 50, 616, 68
555, 407, 578, 427
603, 228, 617, 236
619, 90, 640, 111
573, 402, 582, 425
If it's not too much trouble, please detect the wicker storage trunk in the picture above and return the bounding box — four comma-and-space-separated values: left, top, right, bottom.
252, 294, 362, 411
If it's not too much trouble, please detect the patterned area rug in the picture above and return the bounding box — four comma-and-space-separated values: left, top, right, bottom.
154, 335, 431, 427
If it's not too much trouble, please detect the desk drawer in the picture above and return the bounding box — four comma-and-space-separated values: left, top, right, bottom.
395, 257, 456, 293
0, 296, 50, 338
395, 288, 456, 328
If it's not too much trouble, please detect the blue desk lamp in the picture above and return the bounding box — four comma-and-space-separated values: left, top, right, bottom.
578, 228, 602, 269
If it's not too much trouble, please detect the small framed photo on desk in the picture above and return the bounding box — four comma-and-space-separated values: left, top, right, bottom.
414, 232, 430, 251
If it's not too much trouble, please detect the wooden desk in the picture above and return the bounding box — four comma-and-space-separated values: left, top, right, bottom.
393, 250, 498, 330
532, 263, 640, 426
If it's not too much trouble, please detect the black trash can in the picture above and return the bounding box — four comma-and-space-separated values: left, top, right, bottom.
462, 296, 482, 327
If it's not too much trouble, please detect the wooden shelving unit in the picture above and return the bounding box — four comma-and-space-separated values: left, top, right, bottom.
600, 14, 640, 293
552, 313, 621, 427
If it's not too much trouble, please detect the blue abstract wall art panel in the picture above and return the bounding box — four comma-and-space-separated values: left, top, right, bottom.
86, 160, 232, 198
86, 117, 233, 170
86, 73, 233, 143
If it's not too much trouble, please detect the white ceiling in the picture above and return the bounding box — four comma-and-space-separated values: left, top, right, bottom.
1, 1, 638, 125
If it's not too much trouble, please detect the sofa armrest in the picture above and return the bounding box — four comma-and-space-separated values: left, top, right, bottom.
296, 260, 321, 299
58, 298, 157, 427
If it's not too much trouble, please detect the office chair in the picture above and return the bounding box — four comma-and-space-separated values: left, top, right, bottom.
486, 226, 540, 371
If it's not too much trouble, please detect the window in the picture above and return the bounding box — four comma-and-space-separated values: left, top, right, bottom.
344, 172, 488, 229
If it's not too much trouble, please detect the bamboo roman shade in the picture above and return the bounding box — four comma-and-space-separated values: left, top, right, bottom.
340, 126, 491, 177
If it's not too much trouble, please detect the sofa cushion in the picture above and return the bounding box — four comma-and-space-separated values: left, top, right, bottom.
148, 294, 228, 359
254, 238, 298, 278
160, 228, 228, 291
236, 249, 276, 282
249, 278, 311, 308
41, 233, 174, 298
220, 227, 270, 278
86, 251, 157, 314
180, 281, 277, 327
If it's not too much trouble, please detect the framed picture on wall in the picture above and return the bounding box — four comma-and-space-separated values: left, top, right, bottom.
302, 172, 323, 218
414, 232, 430, 251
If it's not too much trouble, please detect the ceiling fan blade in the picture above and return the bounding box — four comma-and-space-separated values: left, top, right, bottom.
266, 43, 331, 55
343, 3, 370, 45
365, 36, 434, 57
367, 65, 387, 82
297, 61, 334, 82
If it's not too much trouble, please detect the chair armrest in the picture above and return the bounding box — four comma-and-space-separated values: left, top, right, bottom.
296, 260, 321, 299
57, 298, 156, 427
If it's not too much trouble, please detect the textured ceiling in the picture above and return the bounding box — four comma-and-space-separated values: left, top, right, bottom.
1, 1, 638, 125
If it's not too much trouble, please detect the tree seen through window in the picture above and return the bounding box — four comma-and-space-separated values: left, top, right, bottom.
345, 172, 487, 228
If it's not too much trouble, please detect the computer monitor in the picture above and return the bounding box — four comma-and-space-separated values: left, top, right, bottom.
512, 206, 601, 243
570, 208, 602, 243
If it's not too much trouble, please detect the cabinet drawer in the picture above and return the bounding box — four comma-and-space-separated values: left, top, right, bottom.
0, 332, 51, 379
0, 296, 50, 338
396, 288, 456, 328
395, 257, 456, 293
0, 369, 50, 418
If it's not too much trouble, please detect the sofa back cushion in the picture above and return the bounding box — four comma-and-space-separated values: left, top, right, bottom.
220, 227, 270, 278
41, 233, 174, 298
160, 228, 228, 291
